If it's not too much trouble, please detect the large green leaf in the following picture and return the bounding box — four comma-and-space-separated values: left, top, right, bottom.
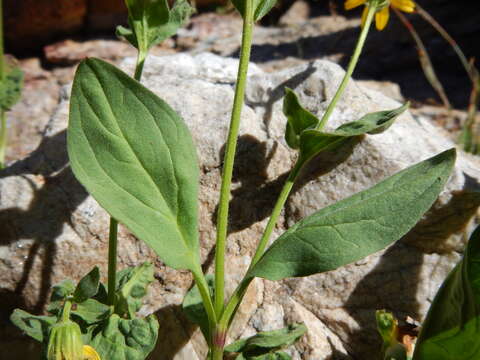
249, 149, 456, 280
231, 0, 278, 21
413, 225, 480, 360
115, 263, 155, 318
10, 309, 56, 343
67, 58, 201, 272
90, 314, 159, 360
117, 0, 194, 52
225, 323, 306, 359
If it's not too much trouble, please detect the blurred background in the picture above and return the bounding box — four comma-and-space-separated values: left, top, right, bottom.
5, 0, 480, 108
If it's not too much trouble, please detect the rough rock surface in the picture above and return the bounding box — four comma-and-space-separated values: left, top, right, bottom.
1, 53, 480, 359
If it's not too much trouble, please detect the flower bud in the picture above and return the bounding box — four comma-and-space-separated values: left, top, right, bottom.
47, 320, 84, 360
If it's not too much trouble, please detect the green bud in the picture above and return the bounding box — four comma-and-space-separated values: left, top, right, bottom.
47, 320, 84, 360
376, 310, 398, 347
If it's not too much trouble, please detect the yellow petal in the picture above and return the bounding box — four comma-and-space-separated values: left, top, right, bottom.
391, 0, 415, 13
83, 346, 101, 360
345, 0, 367, 10
375, 6, 390, 31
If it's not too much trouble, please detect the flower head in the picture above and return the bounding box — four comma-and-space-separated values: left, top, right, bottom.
345, 0, 415, 31
47, 320, 84, 360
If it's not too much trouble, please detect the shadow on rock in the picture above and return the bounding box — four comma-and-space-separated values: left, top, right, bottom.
0, 129, 88, 318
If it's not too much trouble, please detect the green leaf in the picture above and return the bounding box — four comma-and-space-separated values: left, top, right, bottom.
283, 88, 319, 150
117, 0, 194, 52
67, 58, 201, 272
231, 0, 278, 21
10, 309, 56, 343
296, 102, 410, 169
90, 314, 159, 360
0, 66, 23, 111
72, 299, 112, 324
249, 149, 456, 281
412, 225, 480, 360
182, 274, 214, 340
115, 263, 155, 318
48, 279, 77, 314
225, 323, 306, 358
50, 279, 76, 301
74, 266, 100, 303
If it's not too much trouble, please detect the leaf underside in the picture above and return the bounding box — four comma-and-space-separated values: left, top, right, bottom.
249, 149, 456, 280
68, 58, 201, 272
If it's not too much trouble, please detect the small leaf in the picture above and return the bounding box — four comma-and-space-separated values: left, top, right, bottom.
249, 149, 456, 280
90, 314, 159, 360
231, 0, 278, 21
296, 102, 410, 169
412, 225, 480, 360
182, 274, 214, 340
72, 299, 112, 324
225, 323, 306, 358
117, 0, 194, 52
115, 263, 155, 318
67, 58, 202, 272
0, 66, 24, 111
283, 87, 319, 150
50, 279, 76, 302
333, 102, 409, 136
10, 309, 56, 343
74, 266, 100, 303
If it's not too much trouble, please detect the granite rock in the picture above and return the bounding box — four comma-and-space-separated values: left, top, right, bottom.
1, 52, 479, 359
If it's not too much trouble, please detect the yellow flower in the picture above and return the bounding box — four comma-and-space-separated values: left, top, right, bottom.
345, 0, 415, 31
83, 345, 101, 360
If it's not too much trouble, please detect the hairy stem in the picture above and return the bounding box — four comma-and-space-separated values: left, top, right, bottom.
106, 53, 146, 308
214, 0, 255, 317
219, 4, 376, 333
316, 4, 375, 131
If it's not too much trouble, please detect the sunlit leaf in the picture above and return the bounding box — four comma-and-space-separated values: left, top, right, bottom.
249, 149, 455, 280
68, 58, 202, 273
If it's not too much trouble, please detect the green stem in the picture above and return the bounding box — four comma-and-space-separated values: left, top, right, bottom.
106, 52, 146, 308
214, 0, 255, 317
250, 162, 301, 266
107, 218, 118, 306
192, 269, 217, 345
134, 50, 147, 82
219, 4, 376, 335
61, 300, 73, 322
316, 4, 375, 131
218, 163, 300, 332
